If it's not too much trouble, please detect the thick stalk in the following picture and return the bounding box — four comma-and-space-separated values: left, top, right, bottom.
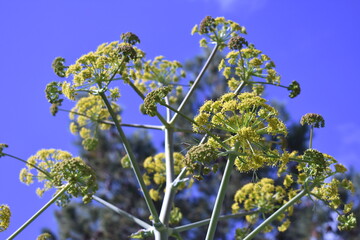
173, 210, 260, 233
309, 125, 314, 149
159, 128, 175, 225
7, 184, 71, 240
243, 189, 307, 240
170, 44, 219, 125
205, 151, 237, 240
99, 92, 161, 224
93, 195, 151, 229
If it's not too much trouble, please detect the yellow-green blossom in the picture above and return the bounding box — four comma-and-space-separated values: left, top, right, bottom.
19, 149, 97, 206
0, 205, 11, 232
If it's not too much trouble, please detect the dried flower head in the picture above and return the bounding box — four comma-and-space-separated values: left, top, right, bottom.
300, 113, 325, 128
192, 16, 247, 50
288, 81, 301, 98
52, 57, 67, 77
0, 205, 11, 232
0, 144, 8, 158
45, 81, 63, 105
121, 32, 140, 45
199, 16, 216, 34
228, 36, 248, 50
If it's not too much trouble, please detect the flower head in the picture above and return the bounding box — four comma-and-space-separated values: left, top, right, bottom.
184, 143, 219, 180
192, 16, 247, 50
300, 113, 325, 128
0, 144, 8, 158
0, 205, 11, 232
228, 36, 248, 50
20, 149, 97, 206
52, 57, 67, 77
121, 32, 140, 45
143, 86, 172, 116
288, 81, 301, 98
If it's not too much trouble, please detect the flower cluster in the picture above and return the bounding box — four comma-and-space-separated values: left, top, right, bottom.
130, 56, 185, 104
19, 149, 97, 206
52, 57, 67, 78
194, 92, 287, 172
0, 205, 11, 232
232, 178, 294, 232
0, 143, 8, 158
69, 94, 121, 151
143, 86, 172, 117
36, 232, 52, 240
142, 152, 190, 201
300, 113, 325, 128
191, 16, 247, 50
311, 177, 356, 231
219, 45, 283, 90
184, 143, 219, 180
51, 33, 142, 104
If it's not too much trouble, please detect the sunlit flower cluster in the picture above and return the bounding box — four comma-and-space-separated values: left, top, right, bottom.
0, 205, 11, 232
69, 94, 121, 151
131, 56, 185, 90
142, 152, 190, 201
219, 45, 280, 88
232, 178, 294, 232
19, 149, 97, 206
65, 40, 142, 88
191, 16, 247, 50
194, 92, 287, 172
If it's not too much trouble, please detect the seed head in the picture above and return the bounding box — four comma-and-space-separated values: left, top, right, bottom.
121, 32, 140, 45
228, 36, 248, 50
300, 113, 325, 128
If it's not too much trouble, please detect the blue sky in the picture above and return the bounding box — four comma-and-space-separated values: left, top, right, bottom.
1, 1, 360, 239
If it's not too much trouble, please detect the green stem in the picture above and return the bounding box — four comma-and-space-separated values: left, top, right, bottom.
243, 189, 307, 240
159, 128, 175, 227
3, 153, 52, 179
93, 195, 151, 229
99, 92, 161, 224
7, 184, 71, 240
205, 147, 238, 240
173, 210, 260, 233
160, 102, 229, 150
170, 44, 219, 125
59, 109, 164, 130
309, 126, 314, 149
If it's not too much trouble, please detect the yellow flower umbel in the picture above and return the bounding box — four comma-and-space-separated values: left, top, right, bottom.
0, 205, 11, 232
19, 149, 97, 206
191, 16, 247, 50
143, 152, 191, 200
194, 92, 287, 172
232, 178, 293, 233
69, 94, 121, 151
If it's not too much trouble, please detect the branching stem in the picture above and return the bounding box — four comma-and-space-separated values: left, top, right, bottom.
99, 92, 161, 224
7, 184, 71, 240
93, 195, 151, 229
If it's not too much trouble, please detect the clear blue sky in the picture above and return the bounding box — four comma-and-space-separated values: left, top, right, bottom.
1, 1, 359, 239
